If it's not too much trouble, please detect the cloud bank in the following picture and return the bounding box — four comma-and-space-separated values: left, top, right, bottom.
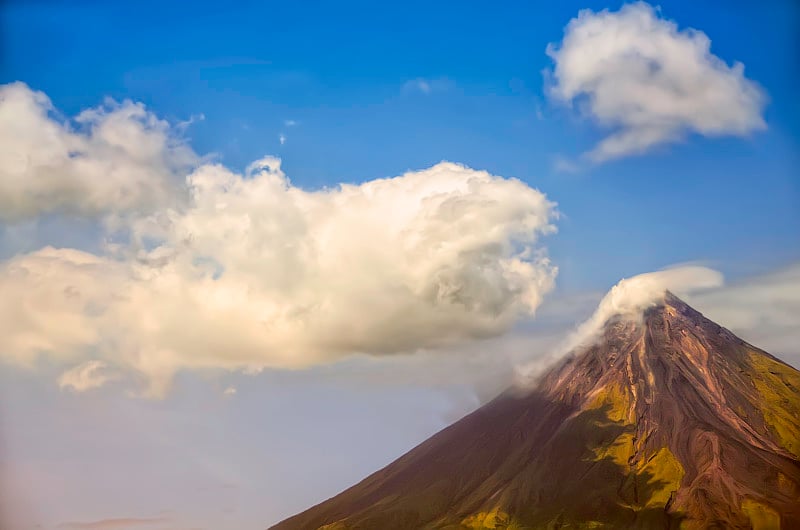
547, 2, 766, 161
0, 83, 558, 396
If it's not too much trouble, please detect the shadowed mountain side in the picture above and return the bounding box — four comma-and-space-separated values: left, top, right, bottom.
271, 293, 800, 529
274, 393, 685, 529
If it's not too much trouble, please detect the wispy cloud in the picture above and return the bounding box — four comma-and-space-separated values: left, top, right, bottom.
546, 2, 766, 162
551, 154, 582, 174
58, 360, 119, 392
401, 77, 451, 95
516, 265, 724, 379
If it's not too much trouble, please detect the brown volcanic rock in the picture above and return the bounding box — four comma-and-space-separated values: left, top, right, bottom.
272, 293, 800, 529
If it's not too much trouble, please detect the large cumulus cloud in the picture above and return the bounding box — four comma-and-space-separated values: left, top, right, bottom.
547, 2, 766, 161
0, 83, 558, 396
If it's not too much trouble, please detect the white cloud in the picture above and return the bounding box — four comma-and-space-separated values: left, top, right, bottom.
551, 154, 582, 174
0, 82, 197, 221
284, 119, 298, 127
0, 85, 559, 396
279, 133, 286, 145
515, 262, 800, 382
547, 2, 766, 161
58, 360, 119, 392
517, 265, 723, 379
561, 265, 723, 350
401, 77, 451, 95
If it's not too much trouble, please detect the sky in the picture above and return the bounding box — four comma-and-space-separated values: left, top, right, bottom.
0, 1, 798, 529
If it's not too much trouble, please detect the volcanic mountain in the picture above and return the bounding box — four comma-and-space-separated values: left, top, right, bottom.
272, 292, 800, 529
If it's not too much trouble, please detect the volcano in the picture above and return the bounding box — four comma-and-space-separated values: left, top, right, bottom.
272, 292, 800, 529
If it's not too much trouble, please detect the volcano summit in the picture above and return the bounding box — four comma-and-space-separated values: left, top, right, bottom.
273, 292, 800, 529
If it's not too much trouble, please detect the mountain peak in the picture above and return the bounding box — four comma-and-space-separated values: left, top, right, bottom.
587, 266, 722, 321
273, 295, 800, 530
661, 288, 688, 308
651, 289, 700, 316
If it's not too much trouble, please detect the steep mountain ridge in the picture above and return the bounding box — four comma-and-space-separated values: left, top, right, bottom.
272, 292, 800, 529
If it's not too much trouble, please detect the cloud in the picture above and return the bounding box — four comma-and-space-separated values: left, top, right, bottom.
0, 82, 197, 221
517, 265, 723, 379
561, 265, 723, 351
547, 2, 766, 161
0, 85, 558, 396
514, 262, 800, 382
58, 360, 119, 392
401, 77, 451, 95
551, 154, 582, 174
284, 119, 297, 127
279, 133, 286, 145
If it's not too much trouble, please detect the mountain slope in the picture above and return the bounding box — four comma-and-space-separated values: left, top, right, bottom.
272, 293, 800, 529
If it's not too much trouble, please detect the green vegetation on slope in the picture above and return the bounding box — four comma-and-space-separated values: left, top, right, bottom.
453, 383, 686, 529
587, 383, 684, 511
747, 351, 800, 458
638, 448, 684, 508
742, 498, 781, 530
460, 509, 527, 529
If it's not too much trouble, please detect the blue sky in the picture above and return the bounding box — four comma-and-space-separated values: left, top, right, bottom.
4, 0, 799, 289
1, 1, 799, 529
